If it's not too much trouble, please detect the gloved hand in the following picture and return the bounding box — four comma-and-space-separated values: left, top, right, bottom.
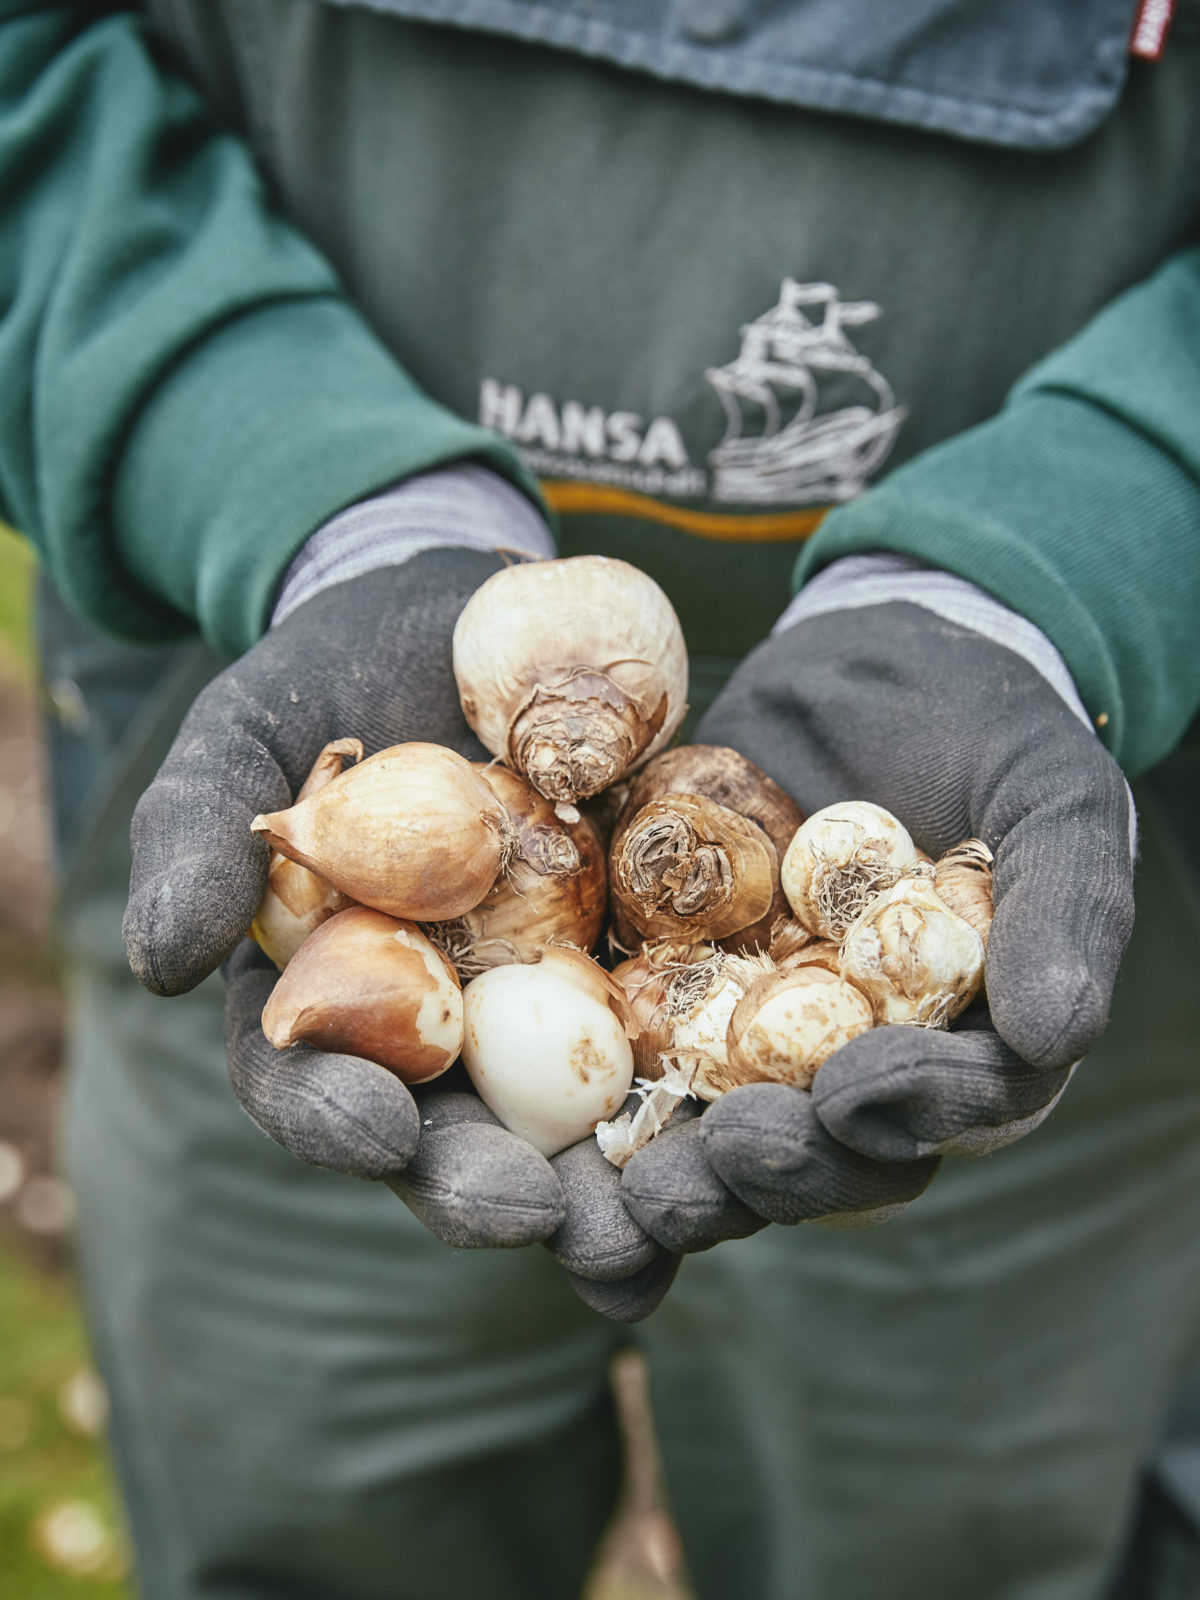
621, 600, 1135, 1251
122, 545, 677, 1319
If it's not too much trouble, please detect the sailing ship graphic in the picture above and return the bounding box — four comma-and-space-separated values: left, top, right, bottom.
705, 280, 905, 505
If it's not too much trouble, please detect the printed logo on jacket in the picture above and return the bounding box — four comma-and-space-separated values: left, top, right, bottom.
480, 279, 905, 535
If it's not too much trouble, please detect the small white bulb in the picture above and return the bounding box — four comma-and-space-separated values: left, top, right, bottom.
462, 956, 635, 1156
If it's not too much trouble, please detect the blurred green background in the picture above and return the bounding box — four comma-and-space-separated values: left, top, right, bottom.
0, 523, 131, 1593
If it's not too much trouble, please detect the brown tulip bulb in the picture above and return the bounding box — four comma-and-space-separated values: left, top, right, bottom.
251, 743, 513, 921
251, 738, 363, 968
261, 907, 463, 1084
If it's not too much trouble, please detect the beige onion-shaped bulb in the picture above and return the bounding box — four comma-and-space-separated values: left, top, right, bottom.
261, 907, 462, 1084
781, 800, 920, 940
251, 739, 363, 968
424, 765, 608, 977
251, 743, 513, 921
461, 947, 637, 1156
839, 877, 985, 1028
452, 555, 688, 807
723, 966, 873, 1092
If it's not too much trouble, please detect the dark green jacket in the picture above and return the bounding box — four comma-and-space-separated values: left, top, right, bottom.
1, 0, 1198, 774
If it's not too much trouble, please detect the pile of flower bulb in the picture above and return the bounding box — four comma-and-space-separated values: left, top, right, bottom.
248, 555, 993, 1165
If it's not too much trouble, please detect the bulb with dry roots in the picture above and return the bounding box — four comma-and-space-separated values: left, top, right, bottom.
722, 966, 873, 1093
261, 906, 463, 1084
461, 947, 638, 1157
610, 940, 719, 1081
251, 739, 363, 968
781, 800, 920, 940
839, 877, 985, 1028
422, 764, 608, 977
595, 948, 866, 1164
609, 746, 804, 953
452, 555, 688, 810
251, 743, 514, 921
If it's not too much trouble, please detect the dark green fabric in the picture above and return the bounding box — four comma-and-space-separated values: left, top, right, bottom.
0, 1, 538, 655
798, 251, 1200, 777
137, 0, 1200, 712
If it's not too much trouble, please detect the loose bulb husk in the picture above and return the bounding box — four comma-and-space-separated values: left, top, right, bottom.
781, 801, 920, 940
424, 765, 608, 976
934, 838, 995, 947
724, 966, 873, 1092
261, 906, 462, 1084
775, 937, 842, 973
839, 877, 985, 1028
609, 746, 804, 953
251, 739, 363, 968
461, 947, 637, 1156
452, 556, 688, 805
251, 743, 513, 921
766, 917, 817, 966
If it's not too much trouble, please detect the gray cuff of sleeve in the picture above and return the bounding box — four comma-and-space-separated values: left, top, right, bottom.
774, 554, 1137, 856
271, 463, 555, 627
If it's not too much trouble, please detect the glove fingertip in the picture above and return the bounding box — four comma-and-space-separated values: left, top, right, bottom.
622, 1124, 767, 1253
390, 1123, 566, 1248
125, 852, 269, 997
567, 1250, 681, 1323
987, 949, 1113, 1070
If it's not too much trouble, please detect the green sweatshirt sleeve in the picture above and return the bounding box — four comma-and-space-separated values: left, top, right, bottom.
0, 1, 538, 657
796, 248, 1200, 778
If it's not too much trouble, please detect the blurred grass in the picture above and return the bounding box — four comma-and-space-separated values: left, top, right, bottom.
0, 521, 36, 678
0, 1233, 130, 1594
0, 525, 132, 1593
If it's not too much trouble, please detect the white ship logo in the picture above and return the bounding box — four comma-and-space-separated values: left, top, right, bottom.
705, 279, 905, 505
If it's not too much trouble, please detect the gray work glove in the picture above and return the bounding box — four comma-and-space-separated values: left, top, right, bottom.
122, 556, 562, 1240
622, 601, 1135, 1251
123, 544, 676, 1320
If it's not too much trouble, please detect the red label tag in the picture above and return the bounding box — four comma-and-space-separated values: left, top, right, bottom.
1129, 0, 1176, 59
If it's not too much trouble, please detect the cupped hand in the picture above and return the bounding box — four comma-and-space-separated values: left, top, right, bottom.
622, 601, 1135, 1253
123, 550, 676, 1316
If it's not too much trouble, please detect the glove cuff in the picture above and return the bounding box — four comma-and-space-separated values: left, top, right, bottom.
776, 554, 1093, 731
271, 463, 556, 627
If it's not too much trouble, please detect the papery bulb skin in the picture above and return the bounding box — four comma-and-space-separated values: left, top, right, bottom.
452, 556, 688, 805
261, 907, 463, 1084
251, 739, 363, 968
781, 801, 919, 940
611, 941, 715, 1080
724, 967, 873, 1093
609, 746, 803, 953
665, 951, 772, 1100
251, 743, 511, 921
839, 877, 985, 1028
933, 838, 995, 948
461, 948, 636, 1156
424, 765, 608, 976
